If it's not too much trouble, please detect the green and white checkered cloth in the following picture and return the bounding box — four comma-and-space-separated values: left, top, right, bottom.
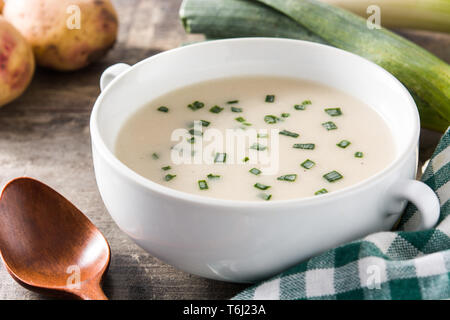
234, 129, 450, 300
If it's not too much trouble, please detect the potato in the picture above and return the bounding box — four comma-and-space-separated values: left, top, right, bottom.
0, 17, 35, 107
3, 0, 118, 71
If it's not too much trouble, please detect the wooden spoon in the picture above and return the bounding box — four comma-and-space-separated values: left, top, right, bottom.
0, 177, 110, 300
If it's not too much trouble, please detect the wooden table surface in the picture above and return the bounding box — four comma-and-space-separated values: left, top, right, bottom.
0, 0, 447, 300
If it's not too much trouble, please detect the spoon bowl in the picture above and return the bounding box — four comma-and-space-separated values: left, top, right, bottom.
0, 177, 110, 300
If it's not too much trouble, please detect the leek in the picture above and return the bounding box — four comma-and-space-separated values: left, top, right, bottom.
180, 0, 326, 43
321, 0, 450, 33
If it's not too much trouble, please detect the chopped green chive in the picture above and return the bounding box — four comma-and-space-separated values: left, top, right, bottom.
161, 166, 171, 171
214, 153, 227, 163
164, 174, 176, 181
243, 157, 249, 162
157, 106, 168, 113
323, 171, 343, 183
242, 122, 252, 126
259, 193, 272, 201
265, 95, 275, 103
281, 113, 290, 118
355, 152, 364, 158
315, 188, 328, 195
264, 115, 278, 124
188, 101, 204, 111
254, 183, 271, 190
207, 174, 221, 179
152, 153, 159, 160
231, 107, 243, 113
294, 100, 311, 110
279, 130, 299, 138
198, 180, 209, 190
301, 159, 315, 169
249, 168, 262, 175
187, 137, 196, 144
257, 133, 268, 138
322, 121, 338, 130
200, 120, 210, 127
235, 116, 246, 123
250, 143, 267, 151
325, 108, 342, 116
189, 129, 203, 136
209, 105, 224, 114
337, 140, 351, 148
293, 143, 315, 150
227, 100, 239, 104
188, 120, 210, 128
277, 174, 297, 182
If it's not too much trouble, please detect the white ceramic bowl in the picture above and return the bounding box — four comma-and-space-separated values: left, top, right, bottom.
90, 38, 439, 283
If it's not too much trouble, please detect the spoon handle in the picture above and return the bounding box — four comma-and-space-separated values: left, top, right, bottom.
76, 282, 108, 300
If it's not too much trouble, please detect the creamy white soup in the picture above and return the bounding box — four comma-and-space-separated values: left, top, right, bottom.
115, 76, 395, 201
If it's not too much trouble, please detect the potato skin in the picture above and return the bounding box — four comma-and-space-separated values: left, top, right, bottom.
0, 0, 4, 14
0, 17, 35, 107
3, 0, 118, 71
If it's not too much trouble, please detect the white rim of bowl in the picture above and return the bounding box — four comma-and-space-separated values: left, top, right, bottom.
90, 38, 420, 208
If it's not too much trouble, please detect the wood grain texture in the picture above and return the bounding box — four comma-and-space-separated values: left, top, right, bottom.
0, 178, 110, 300
0, 0, 447, 299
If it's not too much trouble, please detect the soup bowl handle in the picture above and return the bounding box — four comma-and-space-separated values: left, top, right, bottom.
100, 63, 131, 91
390, 180, 440, 231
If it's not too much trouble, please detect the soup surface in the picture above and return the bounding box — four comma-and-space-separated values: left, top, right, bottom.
115, 76, 395, 201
